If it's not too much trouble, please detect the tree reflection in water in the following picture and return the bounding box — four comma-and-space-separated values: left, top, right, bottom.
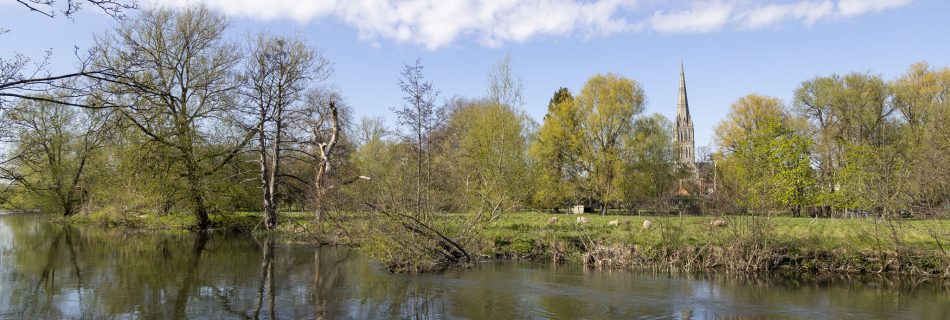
0, 214, 947, 320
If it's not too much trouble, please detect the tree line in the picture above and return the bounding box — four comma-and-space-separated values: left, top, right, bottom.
713, 65, 949, 218
1, 6, 947, 238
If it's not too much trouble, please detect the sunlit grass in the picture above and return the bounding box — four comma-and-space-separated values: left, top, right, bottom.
480, 212, 950, 253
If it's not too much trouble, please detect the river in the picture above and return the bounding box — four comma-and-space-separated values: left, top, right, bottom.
0, 214, 946, 319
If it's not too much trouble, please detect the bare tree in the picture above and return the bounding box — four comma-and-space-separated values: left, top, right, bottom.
10, 0, 136, 21
241, 33, 330, 229
486, 52, 524, 109
298, 89, 365, 221
1, 0, 137, 108
354, 116, 387, 147
310, 99, 340, 222
392, 58, 441, 216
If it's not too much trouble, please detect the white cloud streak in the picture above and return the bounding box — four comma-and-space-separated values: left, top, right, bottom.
838, 0, 912, 17
739, 1, 835, 29
649, 2, 734, 33
143, 0, 914, 48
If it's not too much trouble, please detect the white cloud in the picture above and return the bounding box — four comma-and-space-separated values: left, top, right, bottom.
648, 2, 734, 33
740, 1, 835, 29
142, 0, 914, 48
146, 0, 636, 49
838, 0, 912, 17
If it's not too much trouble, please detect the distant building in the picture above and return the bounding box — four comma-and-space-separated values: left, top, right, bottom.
673, 61, 696, 172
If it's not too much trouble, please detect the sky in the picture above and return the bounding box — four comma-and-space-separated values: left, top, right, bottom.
1, 0, 948, 148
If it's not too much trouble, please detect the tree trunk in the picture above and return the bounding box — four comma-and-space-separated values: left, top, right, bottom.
185, 159, 210, 230
314, 101, 340, 222
263, 199, 277, 230
260, 120, 279, 230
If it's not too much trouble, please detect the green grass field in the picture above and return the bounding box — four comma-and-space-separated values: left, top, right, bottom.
483, 212, 950, 250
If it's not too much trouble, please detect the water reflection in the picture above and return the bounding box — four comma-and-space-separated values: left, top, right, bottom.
0, 214, 947, 319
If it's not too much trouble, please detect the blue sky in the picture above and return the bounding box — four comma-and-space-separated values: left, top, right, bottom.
2, 0, 948, 148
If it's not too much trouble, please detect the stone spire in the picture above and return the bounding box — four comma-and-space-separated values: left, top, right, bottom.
677, 61, 690, 120
674, 60, 695, 169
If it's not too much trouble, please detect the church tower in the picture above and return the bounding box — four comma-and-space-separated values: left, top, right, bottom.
674, 61, 696, 170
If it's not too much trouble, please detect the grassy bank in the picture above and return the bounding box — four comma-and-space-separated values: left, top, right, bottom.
480, 213, 950, 276
61, 210, 950, 276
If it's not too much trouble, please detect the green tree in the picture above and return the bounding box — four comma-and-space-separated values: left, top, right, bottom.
4, 98, 112, 216
836, 143, 911, 217
448, 100, 530, 211
890, 62, 950, 211
92, 7, 252, 229
529, 88, 579, 211
716, 94, 815, 215
793, 73, 895, 213
627, 113, 677, 212
575, 74, 646, 215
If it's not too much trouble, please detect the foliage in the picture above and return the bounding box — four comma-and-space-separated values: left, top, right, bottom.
3, 98, 112, 216
529, 88, 580, 211
91, 7, 249, 229
716, 95, 815, 214
575, 74, 646, 215
626, 113, 677, 211
447, 101, 531, 211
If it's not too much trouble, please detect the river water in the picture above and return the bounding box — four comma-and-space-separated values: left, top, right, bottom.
0, 214, 946, 319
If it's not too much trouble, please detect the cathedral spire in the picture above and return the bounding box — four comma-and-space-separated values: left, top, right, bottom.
674, 60, 695, 169
678, 60, 689, 119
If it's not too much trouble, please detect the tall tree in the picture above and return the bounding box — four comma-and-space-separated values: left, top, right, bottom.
241, 33, 330, 229
575, 74, 646, 215
529, 88, 579, 211
793, 73, 895, 212
448, 99, 530, 212
627, 113, 677, 212
392, 58, 442, 216
716, 94, 814, 215
92, 7, 251, 229
890, 62, 950, 211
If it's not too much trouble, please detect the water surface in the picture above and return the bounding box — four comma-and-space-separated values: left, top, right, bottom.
0, 214, 946, 319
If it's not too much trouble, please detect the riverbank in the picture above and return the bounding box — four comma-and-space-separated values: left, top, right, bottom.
5, 212, 947, 319
484, 213, 950, 276
58, 210, 950, 276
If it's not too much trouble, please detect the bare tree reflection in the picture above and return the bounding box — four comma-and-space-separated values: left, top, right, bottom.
253, 236, 276, 320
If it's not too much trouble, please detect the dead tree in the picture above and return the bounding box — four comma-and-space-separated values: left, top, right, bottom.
305, 97, 369, 221
312, 100, 339, 221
